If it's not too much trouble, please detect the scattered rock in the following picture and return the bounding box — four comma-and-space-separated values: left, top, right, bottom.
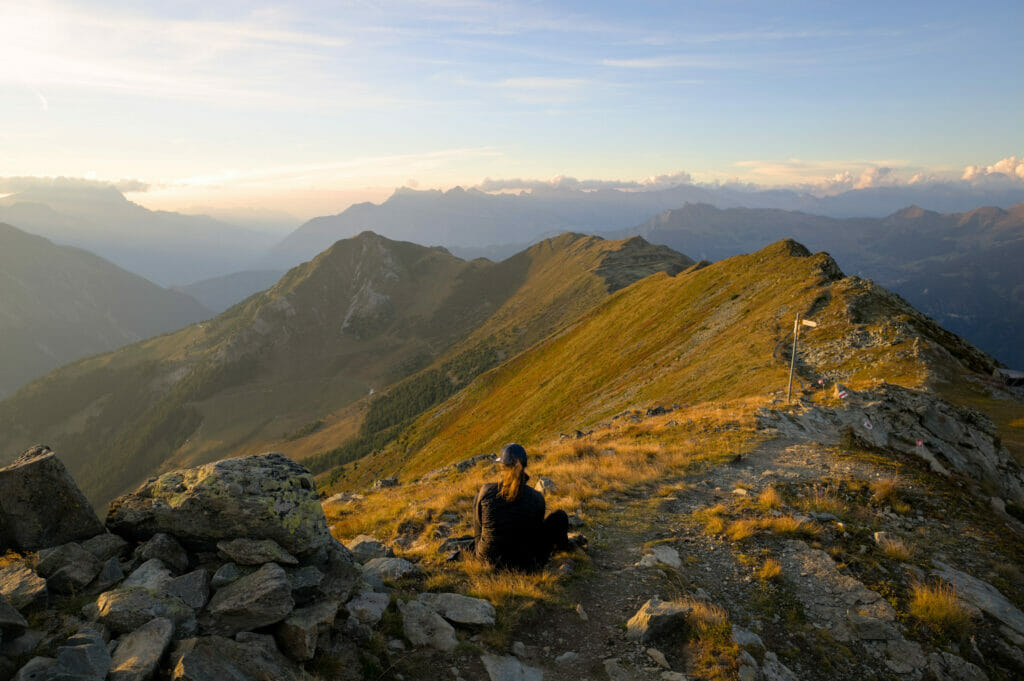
555, 651, 579, 665
210, 563, 243, 590
398, 599, 458, 652
169, 634, 296, 681
603, 658, 633, 681
626, 598, 691, 644
344, 535, 393, 564
122, 559, 174, 592
373, 477, 398, 489
346, 591, 390, 626
511, 641, 527, 658
36, 542, 103, 594
284, 565, 323, 605
0, 446, 104, 552
535, 477, 557, 496
81, 534, 129, 562
95, 588, 194, 635
12, 656, 57, 681
204, 562, 294, 636
480, 653, 543, 681
0, 562, 48, 611
731, 624, 765, 654
166, 570, 209, 610
418, 592, 496, 626
761, 651, 799, 681
647, 545, 681, 569
52, 629, 111, 681
216, 538, 298, 567
134, 534, 190, 574
108, 617, 174, 681
106, 452, 332, 559
646, 647, 670, 669
362, 557, 418, 585
927, 651, 989, 681
274, 600, 339, 661
94, 558, 125, 593
0, 594, 28, 638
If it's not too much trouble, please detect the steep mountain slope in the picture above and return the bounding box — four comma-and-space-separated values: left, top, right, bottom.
615, 202, 1024, 367
0, 222, 211, 398
0, 232, 690, 507
342, 239, 1016, 489
0, 181, 277, 285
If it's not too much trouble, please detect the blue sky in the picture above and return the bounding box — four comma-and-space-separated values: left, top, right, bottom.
1, 0, 1021, 218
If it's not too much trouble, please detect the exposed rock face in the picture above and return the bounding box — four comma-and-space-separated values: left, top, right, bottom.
480, 653, 543, 681
135, 533, 190, 573
933, 561, 1024, 637
204, 562, 294, 636
0, 446, 104, 552
418, 592, 496, 626
52, 629, 111, 681
761, 384, 1024, 505
105, 453, 332, 558
0, 593, 28, 638
398, 599, 458, 652
274, 600, 339, 661
216, 538, 298, 566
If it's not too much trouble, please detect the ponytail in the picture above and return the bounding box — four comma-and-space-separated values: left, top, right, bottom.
499, 461, 525, 501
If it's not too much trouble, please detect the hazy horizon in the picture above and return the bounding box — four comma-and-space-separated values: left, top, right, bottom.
1, 1, 1021, 221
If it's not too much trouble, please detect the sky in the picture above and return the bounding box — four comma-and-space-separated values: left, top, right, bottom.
1, 0, 1022, 220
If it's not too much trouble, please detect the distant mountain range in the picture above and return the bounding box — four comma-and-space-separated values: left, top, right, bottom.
0, 222, 211, 398
0, 232, 690, 507
611, 202, 1024, 368
269, 182, 1024, 267
0, 180, 278, 286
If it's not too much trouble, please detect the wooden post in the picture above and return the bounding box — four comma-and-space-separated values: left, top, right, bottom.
787, 314, 800, 402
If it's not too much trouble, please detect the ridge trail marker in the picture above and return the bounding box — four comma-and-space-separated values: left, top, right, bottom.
787, 314, 818, 402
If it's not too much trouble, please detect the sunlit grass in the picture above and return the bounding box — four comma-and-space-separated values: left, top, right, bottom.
878, 535, 913, 561
909, 582, 972, 639
757, 486, 783, 511
757, 558, 783, 582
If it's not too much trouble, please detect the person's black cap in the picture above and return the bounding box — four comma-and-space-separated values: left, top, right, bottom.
497, 443, 527, 467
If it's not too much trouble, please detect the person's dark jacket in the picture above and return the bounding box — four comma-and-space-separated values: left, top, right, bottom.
473, 481, 546, 571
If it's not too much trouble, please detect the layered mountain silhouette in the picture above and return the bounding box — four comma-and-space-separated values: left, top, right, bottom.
0, 181, 277, 286
613, 202, 1024, 367
0, 222, 211, 398
269, 183, 1024, 268
0, 232, 691, 506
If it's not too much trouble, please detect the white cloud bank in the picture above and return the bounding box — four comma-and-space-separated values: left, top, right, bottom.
962, 156, 1024, 182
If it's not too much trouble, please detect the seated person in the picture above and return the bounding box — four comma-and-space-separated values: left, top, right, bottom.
473, 443, 569, 571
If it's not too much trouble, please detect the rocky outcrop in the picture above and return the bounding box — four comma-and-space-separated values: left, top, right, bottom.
0, 446, 103, 552
105, 452, 332, 559
761, 384, 1024, 505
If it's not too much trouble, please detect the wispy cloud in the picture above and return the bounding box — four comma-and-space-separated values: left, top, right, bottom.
474, 171, 694, 193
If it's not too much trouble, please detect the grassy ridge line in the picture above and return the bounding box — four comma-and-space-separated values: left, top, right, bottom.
341, 239, 960, 487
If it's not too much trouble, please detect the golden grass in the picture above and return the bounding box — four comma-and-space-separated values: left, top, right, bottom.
878, 535, 913, 561
870, 475, 902, 505
757, 558, 783, 582
684, 598, 740, 681
909, 582, 973, 638
694, 504, 729, 536
726, 515, 820, 541
801, 483, 848, 516
757, 486, 783, 510
0, 550, 26, 568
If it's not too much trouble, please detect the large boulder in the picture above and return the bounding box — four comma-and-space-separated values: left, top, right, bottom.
95, 588, 194, 635
105, 453, 331, 558
0, 446, 103, 552
109, 617, 174, 681
274, 600, 339, 661
203, 562, 294, 636
0, 593, 28, 639
36, 543, 103, 595
626, 598, 692, 644
170, 634, 297, 681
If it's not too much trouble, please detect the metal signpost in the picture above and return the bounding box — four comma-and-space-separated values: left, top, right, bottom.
787, 315, 817, 402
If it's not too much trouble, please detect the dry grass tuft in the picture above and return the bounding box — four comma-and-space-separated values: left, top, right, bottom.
726, 519, 759, 541
694, 504, 729, 535
0, 550, 26, 568
802, 483, 848, 515
757, 558, 783, 582
684, 598, 740, 681
878, 535, 913, 561
909, 582, 972, 638
757, 487, 783, 510
727, 515, 819, 541
870, 475, 902, 505
460, 558, 558, 607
